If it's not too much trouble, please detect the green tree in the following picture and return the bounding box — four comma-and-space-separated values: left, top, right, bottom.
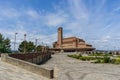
18, 41, 35, 53
36, 45, 42, 53
0, 33, 11, 53
3, 38, 11, 52
27, 41, 35, 52
0, 33, 4, 43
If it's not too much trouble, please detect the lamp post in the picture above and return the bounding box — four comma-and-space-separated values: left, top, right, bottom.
35, 39, 38, 53
35, 39, 38, 47
42, 42, 44, 46
14, 33, 18, 52
24, 34, 26, 54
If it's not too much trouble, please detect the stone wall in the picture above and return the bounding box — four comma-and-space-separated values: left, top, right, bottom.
1, 54, 54, 79
9, 53, 51, 64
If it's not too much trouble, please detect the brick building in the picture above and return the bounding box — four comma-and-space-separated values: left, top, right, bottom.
52, 27, 95, 52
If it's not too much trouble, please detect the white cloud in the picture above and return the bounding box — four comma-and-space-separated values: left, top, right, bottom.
1, 0, 120, 50
26, 9, 40, 19
0, 7, 20, 19
68, 0, 89, 20
45, 11, 68, 27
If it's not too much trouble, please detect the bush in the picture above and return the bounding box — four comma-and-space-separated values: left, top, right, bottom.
111, 59, 116, 64
94, 55, 110, 63
89, 53, 104, 56
79, 56, 96, 61
102, 56, 110, 63
68, 53, 120, 65
68, 54, 96, 61
68, 54, 82, 59
112, 58, 120, 64
94, 58, 101, 63
89, 53, 112, 56
68, 54, 119, 64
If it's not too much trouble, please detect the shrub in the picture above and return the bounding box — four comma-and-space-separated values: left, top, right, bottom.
68, 54, 82, 59
111, 59, 116, 64
94, 56, 111, 63
102, 56, 110, 63
113, 58, 120, 64
89, 53, 112, 56
89, 53, 104, 56
68, 54, 96, 61
94, 58, 101, 63
79, 56, 96, 61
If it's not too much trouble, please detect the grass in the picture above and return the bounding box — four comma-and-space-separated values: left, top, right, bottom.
68, 54, 96, 61
68, 54, 81, 59
111, 58, 120, 64
88, 53, 112, 56
68, 53, 120, 64
94, 56, 111, 63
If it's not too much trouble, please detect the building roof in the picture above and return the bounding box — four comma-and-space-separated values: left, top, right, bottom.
63, 36, 76, 39
53, 36, 85, 43
63, 36, 84, 41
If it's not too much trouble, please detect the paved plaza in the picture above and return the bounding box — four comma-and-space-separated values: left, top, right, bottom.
1, 53, 120, 80
0, 58, 50, 80
41, 53, 120, 80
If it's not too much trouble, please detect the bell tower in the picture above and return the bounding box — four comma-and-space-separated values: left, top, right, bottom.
58, 27, 63, 48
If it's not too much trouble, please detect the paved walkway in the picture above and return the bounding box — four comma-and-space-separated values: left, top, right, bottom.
0, 58, 50, 80
41, 53, 120, 80
1, 53, 120, 80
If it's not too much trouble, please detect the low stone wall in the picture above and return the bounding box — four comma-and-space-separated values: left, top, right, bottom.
1, 54, 53, 79
9, 53, 51, 64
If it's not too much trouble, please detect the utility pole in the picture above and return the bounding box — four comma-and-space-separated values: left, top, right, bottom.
35, 39, 38, 47
24, 34, 26, 54
14, 33, 18, 52
42, 42, 44, 46
35, 39, 38, 53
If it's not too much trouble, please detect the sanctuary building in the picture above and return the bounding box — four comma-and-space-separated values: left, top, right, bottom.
52, 27, 95, 52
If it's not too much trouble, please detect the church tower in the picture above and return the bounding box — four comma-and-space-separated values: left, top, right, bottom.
58, 27, 63, 48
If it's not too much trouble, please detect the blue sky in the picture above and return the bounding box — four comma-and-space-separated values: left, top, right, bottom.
0, 0, 120, 50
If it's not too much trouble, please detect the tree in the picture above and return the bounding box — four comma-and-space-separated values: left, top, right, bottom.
3, 38, 11, 52
0, 33, 4, 43
35, 45, 49, 53
18, 41, 35, 53
36, 45, 42, 53
27, 41, 35, 52
0, 33, 11, 53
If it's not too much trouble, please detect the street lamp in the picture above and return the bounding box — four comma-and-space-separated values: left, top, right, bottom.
35, 39, 38, 53
42, 42, 44, 46
14, 33, 18, 52
35, 39, 38, 47
24, 34, 26, 53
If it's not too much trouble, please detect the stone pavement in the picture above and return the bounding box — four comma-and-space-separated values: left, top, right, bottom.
1, 53, 120, 80
0, 58, 52, 80
41, 53, 120, 80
